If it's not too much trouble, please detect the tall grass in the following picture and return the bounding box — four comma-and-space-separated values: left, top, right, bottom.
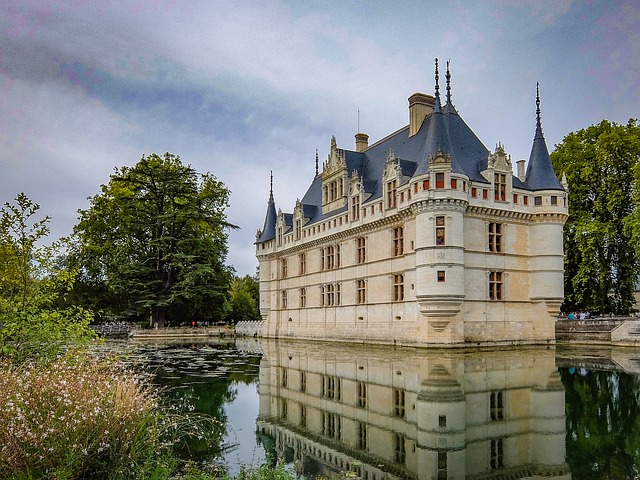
0, 353, 220, 479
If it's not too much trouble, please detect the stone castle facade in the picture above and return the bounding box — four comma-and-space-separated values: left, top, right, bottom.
256, 61, 568, 347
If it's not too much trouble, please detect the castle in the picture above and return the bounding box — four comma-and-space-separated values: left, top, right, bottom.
255, 60, 568, 347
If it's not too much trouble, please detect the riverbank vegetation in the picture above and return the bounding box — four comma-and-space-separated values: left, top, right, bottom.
552, 119, 640, 315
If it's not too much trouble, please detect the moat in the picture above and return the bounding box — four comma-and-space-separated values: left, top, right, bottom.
106, 338, 640, 479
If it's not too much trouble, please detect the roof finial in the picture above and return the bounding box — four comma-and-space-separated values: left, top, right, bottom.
269, 170, 273, 198
446, 59, 451, 105
535, 82, 543, 138
315, 149, 319, 176
434, 58, 442, 112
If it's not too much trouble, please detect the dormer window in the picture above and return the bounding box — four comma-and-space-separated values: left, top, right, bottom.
494, 173, 506, 201
351, 194, 360, 220
387, 180, 397, 209
436, 173, 444, 189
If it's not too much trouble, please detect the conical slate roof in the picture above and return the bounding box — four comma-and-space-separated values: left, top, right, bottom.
525, 84, 564, 191
257, 172, 277, 242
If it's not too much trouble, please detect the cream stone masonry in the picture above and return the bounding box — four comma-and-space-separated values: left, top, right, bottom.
256, 61, 568, 347
256, 339, 571, 479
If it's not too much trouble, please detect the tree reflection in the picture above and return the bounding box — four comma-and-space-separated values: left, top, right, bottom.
562, 368, 640, 479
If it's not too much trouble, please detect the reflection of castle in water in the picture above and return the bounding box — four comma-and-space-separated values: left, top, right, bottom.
256, 340, 570, 479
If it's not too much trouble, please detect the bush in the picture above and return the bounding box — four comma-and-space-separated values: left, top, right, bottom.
0, 353, 220, 479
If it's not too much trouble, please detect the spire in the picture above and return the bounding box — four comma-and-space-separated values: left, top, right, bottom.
258, 171, 277, 242
315, 149, 319, 176
446, 59, 451, 105
535, 81, 543, 139
434, 58, 442, 112
525, 83, 563, 191
269, 170, 273, 199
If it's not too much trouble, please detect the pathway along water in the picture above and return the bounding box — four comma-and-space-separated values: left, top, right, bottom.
104, 338, 640, 479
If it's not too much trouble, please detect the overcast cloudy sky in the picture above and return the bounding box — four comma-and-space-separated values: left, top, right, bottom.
1, 1, 638, 276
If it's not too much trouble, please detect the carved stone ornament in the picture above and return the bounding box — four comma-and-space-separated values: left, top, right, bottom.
322, 135, 346, 178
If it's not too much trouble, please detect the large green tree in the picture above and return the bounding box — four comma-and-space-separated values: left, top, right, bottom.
551, 119, 640, 314
227, 274, 260, 323
0, 193, 93, 361
72, 153, 235, 327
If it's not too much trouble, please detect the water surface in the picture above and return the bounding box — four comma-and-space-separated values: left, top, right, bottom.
108, 339, 640, 479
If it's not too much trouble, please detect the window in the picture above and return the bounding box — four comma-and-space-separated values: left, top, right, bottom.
277, 226, 283, 246
322, 245, 340, 270
393, 274, 404, 301
551, 195, 558, 205
358, 422, 367, 450
483, 189, 488, 199
352, 194, 360, 220
357, 279, 366, 304
394, 433, 406, 463
423, 179, 430, 190
356, 237, 366, 264
490, 390, 504, 420
524, 195, 529, 205
471, 187, 477, 197
299, 253, 306, 275
329, 180, 338, 202
439, 415, 447, 427
513, 193, 518, 203
488, 223, 502, 252
281, 258, 287, 278
394, 388, 405, 418
451, 178, 457, 189
323, 375, 341, 400
436, 172, 445, 189
494, 173, 506, 201
490, 438, 504, 469
323, 412, 341, 439
300, 371, 307, 393
489, 272, 503, 300
393, 227, 404, 256
436, 216, 445, 245
437, 452, 448, 480
437, 271, 446, 282
281, 398, 288, 420
386, 180, 397, 208
300, 287, 306, 308
281, 290, 287, 309
300, 405, 307, 428
534, 195, 542, 206
281, 367, 287, 388
295, 219, 301, 240
357, 381, 367, 408
336, 283, 341, 306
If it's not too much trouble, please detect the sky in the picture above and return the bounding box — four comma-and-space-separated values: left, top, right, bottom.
1, 0, 639, 276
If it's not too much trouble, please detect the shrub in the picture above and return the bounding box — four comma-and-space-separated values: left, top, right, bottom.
0, 353, 219, 479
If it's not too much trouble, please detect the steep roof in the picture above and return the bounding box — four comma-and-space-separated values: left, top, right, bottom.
524, 84, 564, 191
257, 173, 277, 242
257, 66, 563, 239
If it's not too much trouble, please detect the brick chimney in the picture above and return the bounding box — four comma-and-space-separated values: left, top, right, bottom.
355, 132, 369, 152
408, 92, 435, 137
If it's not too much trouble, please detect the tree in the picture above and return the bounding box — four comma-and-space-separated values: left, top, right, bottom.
0, 193, 94, 361
72, 153, 236, 327
551, 120, 640, 314
227, 274, 260, 323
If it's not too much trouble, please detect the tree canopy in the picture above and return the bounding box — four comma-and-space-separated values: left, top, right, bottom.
551, 119, 640, 314
0, 193, 94, 361
72, 153, 235, 327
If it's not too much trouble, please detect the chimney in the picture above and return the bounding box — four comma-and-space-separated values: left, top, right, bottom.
355, 132, 369, 152
408, 92, 435, 137
516, 160, 526, 181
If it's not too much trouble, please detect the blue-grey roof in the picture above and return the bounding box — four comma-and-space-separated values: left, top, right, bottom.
256, 82, 563, 240
257, 193, 276, 242
524, 120, 564, 191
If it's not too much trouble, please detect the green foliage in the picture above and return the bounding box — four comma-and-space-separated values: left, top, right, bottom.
72, 153, 236, 327
551, 120, 640, 314
562, 368, 640, 479
0, 193, 94, 362
228, 275, 260, 323
0, 353, 222, 480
